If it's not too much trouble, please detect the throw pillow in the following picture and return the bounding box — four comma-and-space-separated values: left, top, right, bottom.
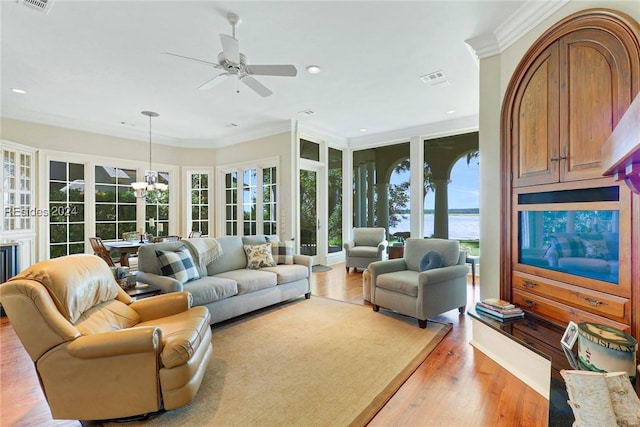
156, 248, 200, 284
244, 243, 277, 269
581, 238, 610, 259
551, 235, 586, 258
419, 250, 444, 272
271, 240, 294, 265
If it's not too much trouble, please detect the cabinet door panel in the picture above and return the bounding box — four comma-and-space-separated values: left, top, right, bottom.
512, 43, 559, 187
560, 29, 633, 182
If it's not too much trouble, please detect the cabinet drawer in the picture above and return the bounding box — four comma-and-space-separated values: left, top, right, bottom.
513, 272, 630, 323
512, 289, 630, 333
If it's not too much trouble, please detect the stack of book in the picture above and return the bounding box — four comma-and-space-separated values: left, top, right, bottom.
475, 298, 524, 321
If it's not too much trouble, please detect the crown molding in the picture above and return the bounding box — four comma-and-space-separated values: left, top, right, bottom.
465, 0, 569, 59
347, 115, 479, 149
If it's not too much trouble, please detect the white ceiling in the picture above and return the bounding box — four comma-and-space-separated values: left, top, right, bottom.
2, 1, 562, 148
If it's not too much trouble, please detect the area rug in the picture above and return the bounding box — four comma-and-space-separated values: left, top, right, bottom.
118, 297, 451, 427
312, 264, 332, 272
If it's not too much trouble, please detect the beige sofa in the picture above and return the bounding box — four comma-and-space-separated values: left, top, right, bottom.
137, 235, 313, 325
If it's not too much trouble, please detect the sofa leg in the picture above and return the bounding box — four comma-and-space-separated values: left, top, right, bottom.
418, 319, 427, 329
372, 304, 380, 312
458, 305, 466, 314
305, 292, 311, 300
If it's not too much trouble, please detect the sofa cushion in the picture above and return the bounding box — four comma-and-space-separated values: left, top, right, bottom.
244, 243, 277, 269
260, 264, 309, 284
348, 246, 380, 257
419, 250, 444, 272
156, 248, 200, 284
270, 241, 294, 265
183, 277, 238, 306
376, 270, 419, 297
214, 269, 277, 295
206, 237, 248, 275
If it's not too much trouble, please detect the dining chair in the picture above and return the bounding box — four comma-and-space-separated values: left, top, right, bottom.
152, 235, 182, 243
89, 237, 117, 267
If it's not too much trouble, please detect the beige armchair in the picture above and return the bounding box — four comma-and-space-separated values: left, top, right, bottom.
368, 238, 468, 328
343, 227, 388, 272
0, 254, 213, 421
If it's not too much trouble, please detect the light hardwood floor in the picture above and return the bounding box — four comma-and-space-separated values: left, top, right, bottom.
0, 264, 549, 426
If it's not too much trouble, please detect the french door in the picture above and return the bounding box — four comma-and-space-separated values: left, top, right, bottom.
299, 160, 326, 265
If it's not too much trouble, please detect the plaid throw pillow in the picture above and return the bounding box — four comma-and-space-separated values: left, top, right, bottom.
244, 243, 277, 269
551, 235, 586, 258
271, 241, 294, 265
156, 248, 200, 284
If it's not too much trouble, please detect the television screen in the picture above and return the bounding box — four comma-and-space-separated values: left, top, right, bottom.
519, 210, 619, 284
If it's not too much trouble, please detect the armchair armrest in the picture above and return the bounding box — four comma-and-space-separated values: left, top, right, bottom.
67, 327, 161, 358
377, 240, 389, 257
130, 292, 192, 322
368, 258, 407, 276
136, 271, 183, 293
343, 241, 355, 251
418, 265, 469, 286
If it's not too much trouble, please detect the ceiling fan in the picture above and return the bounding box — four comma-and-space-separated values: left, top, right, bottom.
164, 13, 297, 97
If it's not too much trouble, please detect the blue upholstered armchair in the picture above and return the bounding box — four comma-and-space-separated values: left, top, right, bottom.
343, 227, 388, 272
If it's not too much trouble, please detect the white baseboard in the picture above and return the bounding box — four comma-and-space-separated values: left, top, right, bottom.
470, 317, 551, 399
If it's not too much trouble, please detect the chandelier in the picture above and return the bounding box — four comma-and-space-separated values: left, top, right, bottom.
131, 111, 168, 198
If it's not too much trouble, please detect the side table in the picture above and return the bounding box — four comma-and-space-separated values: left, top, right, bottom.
388, 245, 404, 259
125, 283, 161, 300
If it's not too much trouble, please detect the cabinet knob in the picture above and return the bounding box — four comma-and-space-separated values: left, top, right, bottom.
524, 299, 537, 308
523, 321, 538, 331
523, 280, 537, 288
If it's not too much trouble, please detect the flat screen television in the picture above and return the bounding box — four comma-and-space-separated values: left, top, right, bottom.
518, 209, 619, 284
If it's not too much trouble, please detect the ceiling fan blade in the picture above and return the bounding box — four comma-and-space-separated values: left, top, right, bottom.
245, 64, 298, 77
162, 52, 221, 68
241, 75, 272, 97
220, 34, 240, 64
198, 73, 230, 90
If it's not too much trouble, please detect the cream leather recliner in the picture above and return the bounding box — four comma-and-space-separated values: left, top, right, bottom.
0, 254, 213, 421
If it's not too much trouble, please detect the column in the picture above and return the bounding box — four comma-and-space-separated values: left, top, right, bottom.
433, 178, 450, 238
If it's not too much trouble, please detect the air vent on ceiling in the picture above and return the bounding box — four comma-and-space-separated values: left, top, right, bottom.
17, 0, 55, 14
420, 70, 449, 86
298, 109, 316, 116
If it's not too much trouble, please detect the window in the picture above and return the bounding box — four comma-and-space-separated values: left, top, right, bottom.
221, 162, 277, 237
262, 166, 277, 235
49, 161, 85, 258
225, 172, 238, 236
145, 171, 170, 236
95, 165, 137, 240
2, 148, 33, 232
328, 148, 343, 252
189, 172, 210, 236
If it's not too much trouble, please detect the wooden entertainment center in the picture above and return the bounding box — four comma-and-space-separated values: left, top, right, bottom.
500, 8, 640, 381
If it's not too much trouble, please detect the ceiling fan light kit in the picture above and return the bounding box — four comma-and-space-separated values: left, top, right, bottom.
165, 12, 297, 97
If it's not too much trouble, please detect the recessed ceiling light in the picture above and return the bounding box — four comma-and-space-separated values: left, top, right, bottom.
226, 123, 239, 128
360, 128, 368, 132
11, 88, 26, 94
306, 65, 321, 74
446, 110, 456, 114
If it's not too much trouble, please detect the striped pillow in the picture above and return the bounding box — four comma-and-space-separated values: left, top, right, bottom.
271, 240, 294, 265
156, 248, 200, 284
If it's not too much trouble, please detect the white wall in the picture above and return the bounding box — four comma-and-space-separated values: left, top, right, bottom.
478, 1, 640, 299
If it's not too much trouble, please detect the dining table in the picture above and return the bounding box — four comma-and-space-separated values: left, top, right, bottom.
104, 241, 146, 267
